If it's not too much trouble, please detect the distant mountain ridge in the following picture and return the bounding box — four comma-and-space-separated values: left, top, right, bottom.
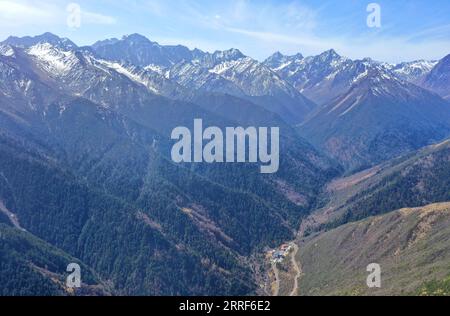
3, 32, 78, 51
1, 32, 318, 124
264, 50, 446, 105
2, 32, 450, 171
299, 63, 450, 170
422, 54, 450, 100
260, 49, 450, 171
388, 60, 438, 84
91, 33, 206, 68
88, 34, 317, 124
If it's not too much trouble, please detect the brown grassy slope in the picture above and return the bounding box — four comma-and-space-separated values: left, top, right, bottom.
296, 202, 450, 296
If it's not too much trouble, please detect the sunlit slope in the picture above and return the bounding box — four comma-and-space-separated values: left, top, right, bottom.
296, 202, 450, 296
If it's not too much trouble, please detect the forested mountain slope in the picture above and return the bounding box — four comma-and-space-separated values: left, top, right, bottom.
0, 34, 340, 295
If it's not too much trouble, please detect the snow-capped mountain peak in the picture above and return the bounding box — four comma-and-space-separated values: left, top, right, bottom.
91, 33, 207, 68
213, 48, 244, 60
265, 51, 285, 64
263, 52, 304, 71
198, 48, 246, 68
265, 49, 431, 105
94, 59, 186, 97
317, 49, 341, 62
26, 43, 80, 76
3, 32, 77, 51
121, 33, 153, 43
390, 60, 438, 83
9, 40, 185, 100
97, 59, 152, 89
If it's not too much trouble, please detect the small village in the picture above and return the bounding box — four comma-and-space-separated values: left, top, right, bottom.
267, 242, 294, 264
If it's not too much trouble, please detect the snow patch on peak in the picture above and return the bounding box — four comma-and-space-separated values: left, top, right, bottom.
27, 43, 79, 75
0, 45, 15, 57
352, 69, 369, 83
273, 61, 293, 72
264, 52, 304, 71
208, 57, 259, 76
144, 64, 166, 75
390, 60, 437, 83
213, 48, 244, 60
98, 60, 154, 90
209, 59, 241, 75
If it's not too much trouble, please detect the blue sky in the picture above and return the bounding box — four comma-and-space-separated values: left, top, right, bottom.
1, 0, 450, 62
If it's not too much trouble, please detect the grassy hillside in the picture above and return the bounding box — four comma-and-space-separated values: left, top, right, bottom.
296, 202, 450, 296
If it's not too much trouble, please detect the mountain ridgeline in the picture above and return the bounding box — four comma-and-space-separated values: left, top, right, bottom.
1, 32, 450, 296
265, 51, 450, 171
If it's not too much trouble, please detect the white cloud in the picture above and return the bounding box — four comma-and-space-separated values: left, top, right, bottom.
0, 0, 116, 28
82, 11, 116, 25
219, 0, 318, 33
0, 0, 56, 26
145, 0, 165, 16
225, 27, 335, 50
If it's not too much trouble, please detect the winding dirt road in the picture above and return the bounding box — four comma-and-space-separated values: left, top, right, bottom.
270, 243, 302, 296
289, 244, 302, 296
271, 262, 280, 296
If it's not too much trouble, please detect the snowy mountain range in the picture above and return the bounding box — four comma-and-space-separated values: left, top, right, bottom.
1, 32, 450, 170
388, 60, 438, 84
300, 63, 450, 169
264, 50, 447, 104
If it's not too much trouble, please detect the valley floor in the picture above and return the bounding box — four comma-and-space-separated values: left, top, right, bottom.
265, 242, 302, 296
